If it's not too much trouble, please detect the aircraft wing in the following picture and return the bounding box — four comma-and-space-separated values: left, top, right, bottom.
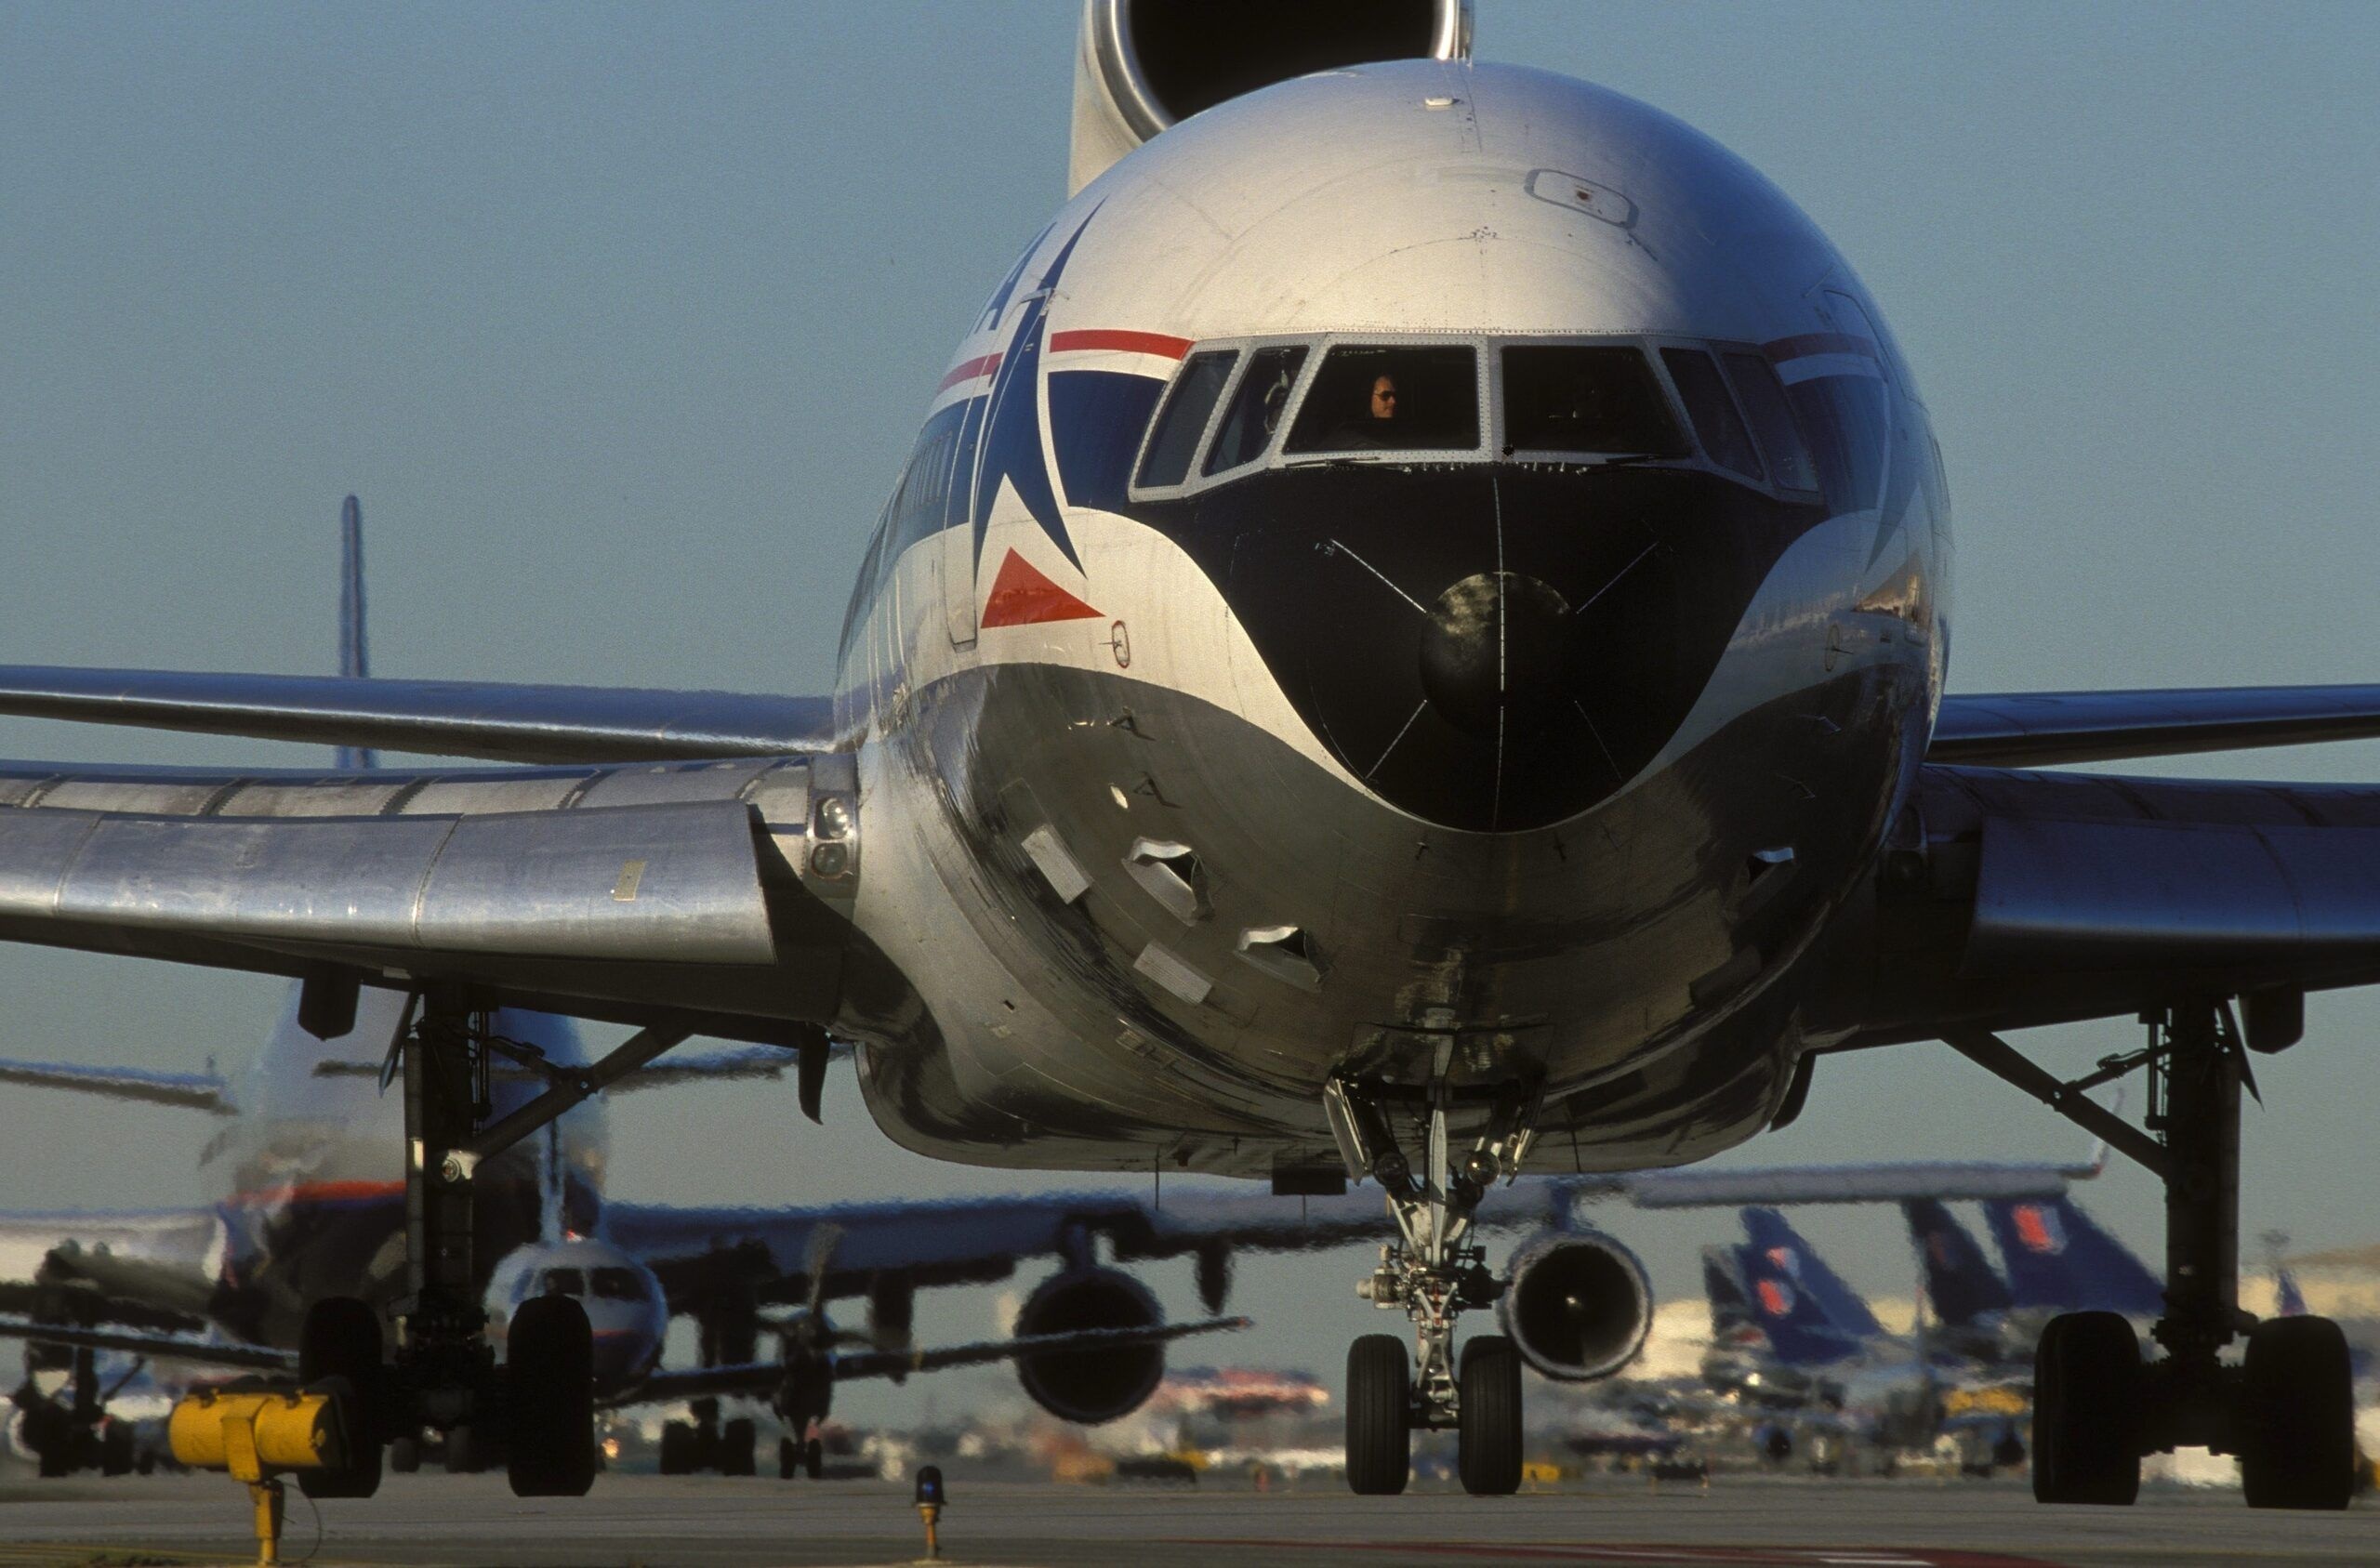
0, 1059, 231, 1113
0, 1208, 223, 1332
0, 1314, 293, 1374
608, 1315, 1250, 1411
1579, 1161, 2084, 1209
1928, 684, 2380, 768
1839, 763, 2380, 1046
0, 665, 836, 765
307, 1040, 821, 1092
0, 756, 854, 1040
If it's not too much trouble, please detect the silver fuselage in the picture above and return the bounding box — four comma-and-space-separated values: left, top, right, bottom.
830, 62, 1946, 1178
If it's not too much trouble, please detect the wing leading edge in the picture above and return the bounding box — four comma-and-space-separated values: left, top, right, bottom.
0, 755, 856, 1038
0, 665, 837, 766
1930, 684, 2380, 768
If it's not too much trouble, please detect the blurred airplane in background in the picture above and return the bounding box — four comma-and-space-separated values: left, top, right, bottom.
0, 501, 1254, 1486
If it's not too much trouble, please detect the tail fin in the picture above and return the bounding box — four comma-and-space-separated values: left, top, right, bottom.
1982, 1196, 2163, 1317
1902, 1198, 2013, 1327
1734, 1239, 1863, 1368
2276, 1265, 2309, 1319
1739, 1207, 1884, 1340
1703, 1244, 1754, 1336
335, 494, 377, 771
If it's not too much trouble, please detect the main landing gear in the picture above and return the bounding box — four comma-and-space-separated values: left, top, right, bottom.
298, 993, 694, 1500
1328, 1071, 1536, 1496
1948, 1000, 2357, 1510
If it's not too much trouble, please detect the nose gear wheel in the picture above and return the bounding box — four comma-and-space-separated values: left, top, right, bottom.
1328, 1068, 1537, 1496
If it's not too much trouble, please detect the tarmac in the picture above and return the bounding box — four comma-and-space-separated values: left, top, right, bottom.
0, 1471, 2374, 1568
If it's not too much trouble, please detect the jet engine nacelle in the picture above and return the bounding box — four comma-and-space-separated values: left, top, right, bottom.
1068, 0, 1473, 193
1499, 1232, 1655, 1384
1012, 1267, 1168, 1425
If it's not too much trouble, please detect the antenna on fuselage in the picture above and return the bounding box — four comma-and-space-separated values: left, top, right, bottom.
335, 494, 377, 771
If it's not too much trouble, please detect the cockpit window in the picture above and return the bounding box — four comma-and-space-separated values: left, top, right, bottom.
1660, 349, 1763, 481
1284, 345, 1478, 455
540, 1268, 585, 1298
1720, 351, 1818, 494
590, 1267, 642, 1301
1136, 349, 1237, 489
1203, 345, 1309, 476
1501, 346, 1687, 458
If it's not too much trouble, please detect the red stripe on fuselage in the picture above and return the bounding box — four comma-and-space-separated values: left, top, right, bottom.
937, 351, 1003, 391
1762, 332, 1879, 364
1048, 329, 1193, 360
226, 1178, 403, 1210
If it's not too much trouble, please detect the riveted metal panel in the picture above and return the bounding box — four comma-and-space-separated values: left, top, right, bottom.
52, 812, 456, 947
419, 802, 777, 965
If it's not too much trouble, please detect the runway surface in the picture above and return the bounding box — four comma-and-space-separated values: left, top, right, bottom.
1, 1472, 2373, 1567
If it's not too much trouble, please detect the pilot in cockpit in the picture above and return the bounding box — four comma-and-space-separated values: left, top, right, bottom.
1331, 373, 1399, 448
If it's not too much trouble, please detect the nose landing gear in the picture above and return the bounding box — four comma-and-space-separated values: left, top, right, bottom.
1328, 1071, 1535, 1496
1949, 1002, 2356, 1510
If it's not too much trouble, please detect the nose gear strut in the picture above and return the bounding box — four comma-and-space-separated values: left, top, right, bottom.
1326, 1067, 1537, 1496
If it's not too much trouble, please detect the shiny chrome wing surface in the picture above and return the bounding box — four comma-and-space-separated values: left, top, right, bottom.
0, 1314, 294, 1373
0, 756, 855, 1037
1929, 684, 2380, 767
0, 1058, 231, 1113
0, 665, 836, 764
1840, 763, 2380, 1046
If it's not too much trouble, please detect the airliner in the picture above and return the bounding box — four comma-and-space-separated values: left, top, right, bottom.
0, 500, 1254, 1489
0, 0, 2373, 1511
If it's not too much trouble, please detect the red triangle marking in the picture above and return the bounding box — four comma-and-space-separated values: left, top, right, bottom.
979, 547, 1102, 628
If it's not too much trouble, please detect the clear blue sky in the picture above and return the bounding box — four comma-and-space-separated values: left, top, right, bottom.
3, 3, 2376, 1415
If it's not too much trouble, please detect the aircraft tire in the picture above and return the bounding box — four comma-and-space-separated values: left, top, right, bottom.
1344, 1334, 1411, 1496
389, 1435, 421, 1474
805, 1434, 824, 1480
1457, 1336, 1524, 1496
721, 1416, 758, 1477
99, 1422, 135, 1477
444, 1425, 482, 1474
506, 1295, 596, 1497
2241, 1316, 2355, 1510
778, 1436, 798, 1480
2030, 1311, 2139, 1505
659, 1420, 695, 1475
298, 1296, 384, 1500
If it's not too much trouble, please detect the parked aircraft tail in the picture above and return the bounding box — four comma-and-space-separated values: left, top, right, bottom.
1981, 1196, 2164, 1318
1734, 1239, 1863, 1369
1702, 1245, 1754, 1337
1902, 1198, 2014, 1327
335, 494, 376, 770
1739, 1207, 1884, 1340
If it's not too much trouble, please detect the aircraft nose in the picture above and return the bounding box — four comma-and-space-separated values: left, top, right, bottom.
1201, 465, 1811, 833
1418, 572, 1572, 740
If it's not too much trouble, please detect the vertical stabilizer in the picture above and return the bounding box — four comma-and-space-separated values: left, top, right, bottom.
335, 494, 377, 771
1702, 1244, 1753, 1336
1740, 1207, 1884, 1340
1902, 1198, 2014, 1327
1735, 1239, 1862, 1368
2276, 1265, 2308, 1318
1982, 1196, 2164, 1318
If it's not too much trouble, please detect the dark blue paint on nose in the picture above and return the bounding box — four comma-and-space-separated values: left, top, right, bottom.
1131, 464, 1830, 833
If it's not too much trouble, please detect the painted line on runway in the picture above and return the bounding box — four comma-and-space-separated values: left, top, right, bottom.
1167, 1542, 2062, 1568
